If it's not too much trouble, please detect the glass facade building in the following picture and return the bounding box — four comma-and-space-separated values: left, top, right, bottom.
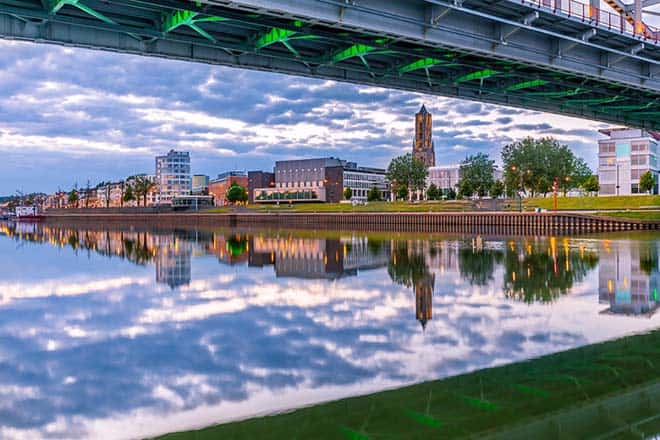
155, 150, 191, 204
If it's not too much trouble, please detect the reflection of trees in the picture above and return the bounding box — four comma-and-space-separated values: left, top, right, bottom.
640, 244, 659, 276
368, 239, 384, 256
459, 248, 504, 286
503, 243, 598, 303
226, 235, 248, 257
122, 234, 154, 265
2, 224, 158, 266
387, 241, 430, 288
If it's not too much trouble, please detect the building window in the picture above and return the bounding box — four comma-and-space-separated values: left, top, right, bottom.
632, 142, 648, 152
631, 155, 647, 166
599, 143, 615, 154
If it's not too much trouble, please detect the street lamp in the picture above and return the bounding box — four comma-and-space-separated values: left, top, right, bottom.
511, 166, 528, 213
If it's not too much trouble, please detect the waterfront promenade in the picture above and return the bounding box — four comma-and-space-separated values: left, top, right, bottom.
42, 210, 660, 235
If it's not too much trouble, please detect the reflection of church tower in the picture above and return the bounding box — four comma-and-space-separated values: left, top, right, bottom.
415, 273, 435, 330
413, 105, 435, 168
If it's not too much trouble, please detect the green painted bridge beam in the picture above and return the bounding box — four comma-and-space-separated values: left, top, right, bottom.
255, 27, 318, 57
329, 43, 396, 71
526, 88, 584, 98
163, 9, 197, 32
255, 27, 296, 49
48, 0, 67, 14
48, 0, 115, 25
455, 69, 499, 83
163, 9, 227, 42
506, 79, 549, 92
399, 57, 443, 74
332, 44, 374, 63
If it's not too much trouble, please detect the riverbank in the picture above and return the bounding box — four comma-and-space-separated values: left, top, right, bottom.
155, 328, 660, 439
43, 211, 660, 234
523, 195, 660, 211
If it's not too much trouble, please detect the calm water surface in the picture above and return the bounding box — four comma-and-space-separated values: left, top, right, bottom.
0, 222, 659, 439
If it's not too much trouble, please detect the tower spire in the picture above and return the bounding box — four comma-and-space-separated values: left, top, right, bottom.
412, 104, 435, 168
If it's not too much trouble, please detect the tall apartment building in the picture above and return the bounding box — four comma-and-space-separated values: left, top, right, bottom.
598, 128, 659, 196
155, 150, 191, 204
413, 104, 435, 168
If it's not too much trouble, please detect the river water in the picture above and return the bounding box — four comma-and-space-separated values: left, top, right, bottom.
0, 222, 658, 439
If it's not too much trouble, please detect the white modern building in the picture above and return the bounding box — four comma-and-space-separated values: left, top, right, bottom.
427, 165, 461, 192
598, 128, 659, 196
155, 150, 192, 204
343, 165, 389, 202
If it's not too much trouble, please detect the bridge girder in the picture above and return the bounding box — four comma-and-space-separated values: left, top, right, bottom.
625, 0, 660, 10
0, 0, 658, 129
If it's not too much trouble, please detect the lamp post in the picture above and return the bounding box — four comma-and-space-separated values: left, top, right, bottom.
511, 166, 525, 213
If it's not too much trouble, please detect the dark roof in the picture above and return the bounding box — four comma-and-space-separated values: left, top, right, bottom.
418, 104, 429, 115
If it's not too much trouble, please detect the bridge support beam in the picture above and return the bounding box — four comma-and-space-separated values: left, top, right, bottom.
0, 0, 658, 129
495, 11, 539, 47
555, 28, 597, 58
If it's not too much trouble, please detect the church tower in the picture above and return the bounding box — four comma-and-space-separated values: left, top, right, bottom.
413, 104, 435, 168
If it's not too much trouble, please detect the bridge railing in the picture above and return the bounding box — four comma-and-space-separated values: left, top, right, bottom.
518, 0, 659, 44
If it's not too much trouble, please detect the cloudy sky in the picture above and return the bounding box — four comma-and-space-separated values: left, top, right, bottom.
0, 39, 608, 195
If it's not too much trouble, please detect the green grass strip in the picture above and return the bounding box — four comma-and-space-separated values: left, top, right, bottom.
339, 426, 369, 440
404, 410, 443, 429
459, 395, 499, 411
513, 384, 549, 398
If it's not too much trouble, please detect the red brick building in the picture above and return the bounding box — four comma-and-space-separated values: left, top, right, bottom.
209, 171, 248, 206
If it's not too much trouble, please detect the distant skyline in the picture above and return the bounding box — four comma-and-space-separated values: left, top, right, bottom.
0, 39, 608, 195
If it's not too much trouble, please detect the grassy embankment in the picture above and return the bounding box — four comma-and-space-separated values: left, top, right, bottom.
523, 195, 660, 211
594, 211, 660, 221
157, 329, 660, 440
206, 200, 474, 214
203, 196, 659, 219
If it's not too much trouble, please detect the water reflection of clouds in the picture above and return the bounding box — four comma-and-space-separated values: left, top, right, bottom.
0, 225, 658, 439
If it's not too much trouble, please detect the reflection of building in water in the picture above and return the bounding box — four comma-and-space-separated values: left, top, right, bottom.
387, 239, 436, 330
599, 240, 660, 317
249, 236, 389, 279
341, 237, 390, 271
415, 273, 434, 330
155, 238, 193, 289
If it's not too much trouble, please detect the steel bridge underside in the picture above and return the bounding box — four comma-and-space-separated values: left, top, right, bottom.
0, 0, 659, 129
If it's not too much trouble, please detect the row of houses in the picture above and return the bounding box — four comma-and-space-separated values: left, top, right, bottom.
34, 148, 498, 212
